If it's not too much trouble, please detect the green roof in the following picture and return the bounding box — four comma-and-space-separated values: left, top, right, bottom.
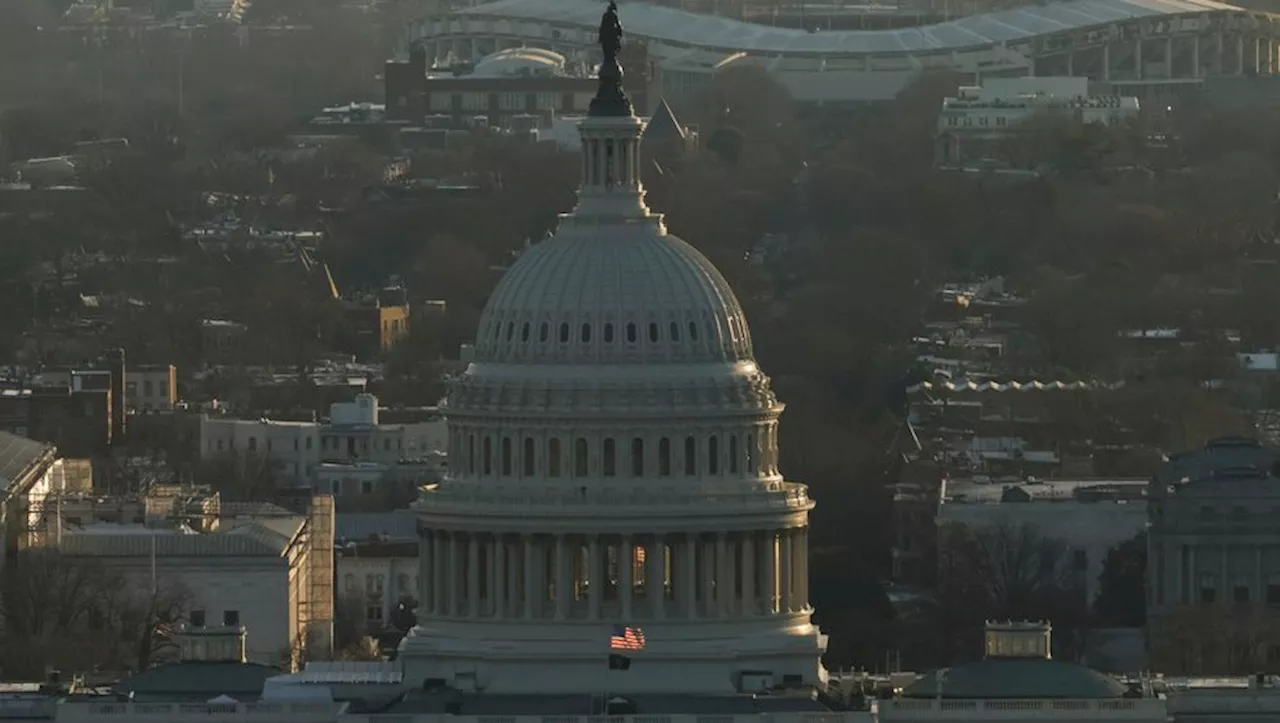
901, 658, 1129, 699
113, 661, 282, 701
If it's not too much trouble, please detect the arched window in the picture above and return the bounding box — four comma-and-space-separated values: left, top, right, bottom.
688, 321, 699, 341
505, 322, 514, 341
604, 323, 615, 343
549, 439, 562, 477
575, 438, 589, 477
729, 435, 738, 474
493, 324, 501, 340
523, 437, 535, 476
746, 433, 755, 475
658, 438, 671, 477
670, 321, 680, 341
581, 323, 592, 343
626, 323, 637, 343
521, 323, 530, 342
483, 436, 493, 475
631, 438, 644, 477
559, 323, 570, 343
539, 322, 549, 342
708, 436, 719, 475
467, 434, 476, 474
648, 322, 659, 342
501, 437, 512, 476
684, 436, 697, 476
603, 438, 616, 477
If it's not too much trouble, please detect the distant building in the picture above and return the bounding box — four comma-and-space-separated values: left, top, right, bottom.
1146, 436, 1280, 674
335, 511, 420, 636
343, 286, 411, 358
199, 393, 447, 490
385, 45, 651, 128
935, 77, 1140, 167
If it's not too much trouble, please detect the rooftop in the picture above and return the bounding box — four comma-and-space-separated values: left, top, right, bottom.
942, 478, 1148, 504
0, 431, 54, 496
455, 0, 1243, 56
59, 518, 304, 558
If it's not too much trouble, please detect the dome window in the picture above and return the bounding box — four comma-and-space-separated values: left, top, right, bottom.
523, 437, 535, 476
688, 321, 699, 341
729, 436, 738, 474
708, 436, 719, 475
521, 323, 530, 342
626, 323, 637, 343
658, 438, 671, 477
604, 323, 615, 343
603, 439, 617, 477
684, 436, 697, 476
559, 323, 570, 343
483, 437, 493, 475
670, 322, 680, 342
539, 323, 549, 342
548, 439, 562, 477
648, 322, 659, 343
581, 323, 592, 343
574, 438, 589, 477
501, 437, 513, 476
631, 438, 644, 477
506, 322, 514, 341
746, 433, 755, 475
468, 434, 476, 474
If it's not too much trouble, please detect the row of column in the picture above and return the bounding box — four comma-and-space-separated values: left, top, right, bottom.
417, 528, 810, 622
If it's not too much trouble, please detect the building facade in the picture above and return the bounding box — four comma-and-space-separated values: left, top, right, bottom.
1146, 436, 1280, 674
398, 24, 826, 695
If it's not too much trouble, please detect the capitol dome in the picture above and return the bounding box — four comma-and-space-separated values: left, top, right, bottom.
400, 3, 826, 696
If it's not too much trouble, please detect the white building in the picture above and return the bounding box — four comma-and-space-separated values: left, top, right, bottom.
398, 25, 826, 696
935, 76, 1140, 166
199, 394, 448, 487
937, 477, 1149, 601
53, 497, 335, 669
336, 511, 421, 630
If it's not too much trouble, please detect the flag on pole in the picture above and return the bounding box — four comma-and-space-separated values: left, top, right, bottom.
610, 625, 646, 652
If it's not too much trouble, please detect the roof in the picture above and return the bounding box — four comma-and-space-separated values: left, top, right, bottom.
1158, 436, 1274, 485
59, 518, 303, 558
644, 99, 687, 143
455, 0, 1244, 56
0, 431, 53, 497
901, 658, 1129, 699
336, 511, 419, 542
113, 661, 281, 700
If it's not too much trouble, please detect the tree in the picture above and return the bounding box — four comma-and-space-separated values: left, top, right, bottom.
936, 521, 1088, 661
1092, 532, 1146, 628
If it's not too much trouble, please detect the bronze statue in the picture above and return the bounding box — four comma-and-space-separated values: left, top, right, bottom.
599, 0, 623, 63
589, 0, 633, 117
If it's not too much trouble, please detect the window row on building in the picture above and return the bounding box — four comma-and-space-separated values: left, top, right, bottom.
486, 314, 746, 355
451, 428, 780, 481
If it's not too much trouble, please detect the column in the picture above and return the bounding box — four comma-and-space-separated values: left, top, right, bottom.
621, 535, 634, 621
495, 536, 507, 619
703, 537, 718, 617
447, 533, 460, 616
1165, 36, 1173, 78
588, 534, 603, 620
1256, 546, 1264, 603
742, 532, 756, 617
555, 534, 569, 620
1192, 35, 1200, 78
468, 535, 480, 618
717, 533, 731, 616
780, 529, 793, 613
651, 535, 667, 620
420, 533, 432, 615
1221, 544, 1229, 600
683, 534, 698, 619
1102, 42, 1111, 81
488, 537, 499, 617
433, 532, 445, 615
796, 527, 809, 611
523, 534, 535, 620
1066, 50, 1074, 76
505, 539, 518, 618
762, 531, 777, 615
1238, 34, 1245, 75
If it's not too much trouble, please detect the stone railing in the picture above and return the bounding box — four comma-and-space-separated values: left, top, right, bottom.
342, 714, 875, 723
879, 698, 1166, 720
56, 701, 346, 723
416, 482, 811, 513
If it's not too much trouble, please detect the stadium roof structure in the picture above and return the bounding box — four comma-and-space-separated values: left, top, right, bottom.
454, 0, 1244, 55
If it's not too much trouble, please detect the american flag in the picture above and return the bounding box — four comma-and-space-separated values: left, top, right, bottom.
610, 625, 646, 652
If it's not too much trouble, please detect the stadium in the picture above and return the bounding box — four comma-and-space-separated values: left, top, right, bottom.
404, 0, 1280, 104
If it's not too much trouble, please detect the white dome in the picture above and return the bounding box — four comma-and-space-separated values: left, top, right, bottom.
474, 224, 753, 365
472, 48, 566, 78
